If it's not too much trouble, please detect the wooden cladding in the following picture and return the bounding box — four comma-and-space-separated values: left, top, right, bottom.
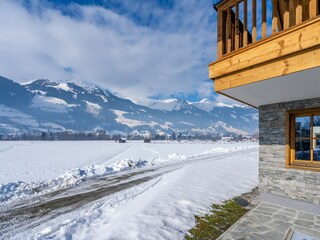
216, 0, 320, 59
209, 17, 320, 91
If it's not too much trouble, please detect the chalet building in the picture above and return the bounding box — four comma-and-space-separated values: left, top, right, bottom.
210, 0, 320, 239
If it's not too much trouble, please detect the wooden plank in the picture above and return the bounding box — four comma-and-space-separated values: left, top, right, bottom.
287, 165, 320, 172
290, 114, 295, 165
262, 0, 267, 38
209, 18, 320, 78
252, 0, 257, 42
287, 108, 320, 114
311, 115, 314, 162
283, 0, 290, 29
213, 46, 320, 91
217, 9, 223, 59
276, 0, 283, 31
309, 0, 319, 18
227, 8, 232, 53
215, 0, 246, 12
286, 111, 291, 166
243, 0, 248, 46
231, 11, 235, 51
302, 0, 310, 21
235, 4, 240, 50
295, 0, 302, 24
222, 11, 226, 56
272, 0, 278, 33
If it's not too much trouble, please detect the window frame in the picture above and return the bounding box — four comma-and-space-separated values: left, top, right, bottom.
286, 108, 320, 171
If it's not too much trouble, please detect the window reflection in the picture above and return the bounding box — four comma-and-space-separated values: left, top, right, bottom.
295, 117, 310, 138
313, 116, 320, 138
295, 139, 310, 160
313, 139, 320, 161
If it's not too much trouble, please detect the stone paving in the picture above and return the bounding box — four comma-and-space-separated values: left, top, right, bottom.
218, 202, 320, 240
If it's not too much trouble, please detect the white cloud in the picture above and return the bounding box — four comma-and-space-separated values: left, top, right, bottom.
214, 94, 247, 107
0, 0, 217, 99
197, 81, 214, 98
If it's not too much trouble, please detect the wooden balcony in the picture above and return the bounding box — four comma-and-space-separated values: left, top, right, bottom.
209, 0, 320, 107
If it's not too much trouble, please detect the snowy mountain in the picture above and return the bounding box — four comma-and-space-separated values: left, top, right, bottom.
133, 97, 190, 111
0, 76, 258, 136
134, 97, 249, 112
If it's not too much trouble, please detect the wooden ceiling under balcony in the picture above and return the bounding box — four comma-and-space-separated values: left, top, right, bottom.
209, 0, 320, 101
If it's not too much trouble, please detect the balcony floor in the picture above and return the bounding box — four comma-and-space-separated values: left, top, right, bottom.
218, 195, 320, 240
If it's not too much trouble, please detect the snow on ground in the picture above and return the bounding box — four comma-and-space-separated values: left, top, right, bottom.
0, 141, 134, 183
0, 141, 258, 239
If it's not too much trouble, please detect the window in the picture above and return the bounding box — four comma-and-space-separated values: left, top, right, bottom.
287, 109, 320, 169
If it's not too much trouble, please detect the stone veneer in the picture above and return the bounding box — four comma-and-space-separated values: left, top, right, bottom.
259, 97, 320, 205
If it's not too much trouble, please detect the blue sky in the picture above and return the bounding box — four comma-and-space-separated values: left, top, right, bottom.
0, 0, 231, 103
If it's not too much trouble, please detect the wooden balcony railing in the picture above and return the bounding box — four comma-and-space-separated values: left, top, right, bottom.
216, 0, 320, 59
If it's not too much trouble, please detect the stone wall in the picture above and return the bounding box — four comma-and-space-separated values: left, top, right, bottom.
259, 97, 320, 205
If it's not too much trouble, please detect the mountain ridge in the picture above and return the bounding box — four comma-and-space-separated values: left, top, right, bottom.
0, 76, 258, 136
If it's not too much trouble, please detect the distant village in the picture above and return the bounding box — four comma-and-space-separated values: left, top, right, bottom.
0, 129, 258, 143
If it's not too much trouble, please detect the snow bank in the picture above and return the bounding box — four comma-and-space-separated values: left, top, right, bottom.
167, 153, 187, 160
0, 158, 147, 203
166, 145, 256, 161
201, 145, 255, 155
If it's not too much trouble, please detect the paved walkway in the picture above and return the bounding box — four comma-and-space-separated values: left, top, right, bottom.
218, 202, 320, 240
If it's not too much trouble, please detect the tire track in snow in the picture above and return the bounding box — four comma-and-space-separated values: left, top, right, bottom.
0, 169, 162, 239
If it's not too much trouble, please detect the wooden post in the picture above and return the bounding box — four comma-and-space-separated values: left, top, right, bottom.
272, 0, 278, 33
262, 0, 267, 38
235, 4, 240, 50
252, 0, 257, 42
295, 0, 302, 24
286, 112, 291, 166
227, 8, 232, 53
222, 11, 226, 55
243, 0, 248, 47
283, 0, 290, 29
309, 0, 319, 18
217, 9, 223, 59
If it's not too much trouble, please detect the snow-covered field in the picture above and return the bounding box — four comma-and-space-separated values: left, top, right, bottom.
0, 141, 259, 239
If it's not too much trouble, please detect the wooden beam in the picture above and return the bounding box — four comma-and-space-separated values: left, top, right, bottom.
272, 0, 278, 33
243, 0, 248, 46
295, 0, 302, 24
235, 4, 240, 50
213, 46, 320, 91
252, 0, 257, 42
227, 8, 232, 53
309, 0, 319, 18
209, 18, 320, 79
262, 0, 267, 38
283, 0, 290, 29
